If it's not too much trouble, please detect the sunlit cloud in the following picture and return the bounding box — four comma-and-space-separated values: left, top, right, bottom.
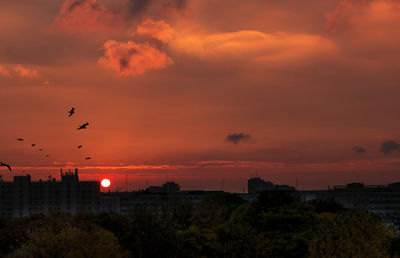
170, 30, 337, 65
98, 40, 174, 76
0, 65, 12, 78
13, 65, 39, 78
12, 158, 400, 172
135, 19, 175, 43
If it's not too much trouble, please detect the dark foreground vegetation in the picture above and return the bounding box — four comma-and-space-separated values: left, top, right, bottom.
0, 192, 399, 258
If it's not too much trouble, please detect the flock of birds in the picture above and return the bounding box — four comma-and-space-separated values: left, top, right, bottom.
0, 107, 92, 172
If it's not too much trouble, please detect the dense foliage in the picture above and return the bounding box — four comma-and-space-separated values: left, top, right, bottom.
0, 192, 398, 258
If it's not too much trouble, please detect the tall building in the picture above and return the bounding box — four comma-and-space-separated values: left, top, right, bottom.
0, 168, 100, 220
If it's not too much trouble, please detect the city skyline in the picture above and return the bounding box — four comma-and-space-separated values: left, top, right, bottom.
2, 0, 400, 192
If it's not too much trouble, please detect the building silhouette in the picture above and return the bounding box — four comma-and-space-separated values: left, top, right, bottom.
146, 181, 180, 193
248, 177, 295, 193
3, 170, 400, 232
0, 169, 99, 219
100, 181, 223, 214
300, 182, 400, 230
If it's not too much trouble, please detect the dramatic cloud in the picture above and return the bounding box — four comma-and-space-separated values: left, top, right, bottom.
0, 65, 11, 78
226, 133, 251, 144
52, 0, 187, 35
98, 40, 174, 76
170, 30, 337, 65
380, 140, 400, 155
13, 65, 39, 78
53, 0, 121, 33
353, 146, 366, 154
5, 0, 400, 191
135, 19, 174, 43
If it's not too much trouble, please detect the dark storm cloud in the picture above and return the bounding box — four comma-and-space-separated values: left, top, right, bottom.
164, 0, 187, 9
226, 133, 251, 144
127, 0, 151, 16
353, 146, 366, 154
380, 140, 400, 155
68, 0, 86, 11
126, 0, 187, 17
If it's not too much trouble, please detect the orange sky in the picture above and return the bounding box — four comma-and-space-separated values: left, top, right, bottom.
1, 0, 400, 192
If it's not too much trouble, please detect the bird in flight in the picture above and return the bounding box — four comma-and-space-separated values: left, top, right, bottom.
31, 144, 36, 147
39, 149, 43, 151
85, 157, 91, 160
78, 145, 82, 149
0, 162, 12, 172
46, 154, 50, 157
16, 138, 24, 142
77, 122, 89, 130
68, 107, 75, 117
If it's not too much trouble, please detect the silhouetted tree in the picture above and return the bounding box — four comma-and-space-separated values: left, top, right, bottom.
192, 192, 245, 228
310, 199, 344, 214
310, 210, 394, 258
6, 215, 127, 258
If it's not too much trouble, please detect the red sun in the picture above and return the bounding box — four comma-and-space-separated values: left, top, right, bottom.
101, 179, 111, 188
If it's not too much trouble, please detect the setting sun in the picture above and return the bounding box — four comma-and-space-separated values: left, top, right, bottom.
101, 178, 111, 188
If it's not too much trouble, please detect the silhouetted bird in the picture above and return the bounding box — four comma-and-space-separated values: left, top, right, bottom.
68, 107, 75, 117
39, 149, 43, 151
16, 138, 24, 142
31, 144, 36, 147
77, 122, 89, 130
46, 154, 50, 157
0, 162, 12, 172
85, 157, 91, 160
78, 145, 82, 149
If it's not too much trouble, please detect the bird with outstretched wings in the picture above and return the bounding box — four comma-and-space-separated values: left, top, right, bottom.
77, 122, 89, 130
68, 107, 75, 117
0, 162, 12, 172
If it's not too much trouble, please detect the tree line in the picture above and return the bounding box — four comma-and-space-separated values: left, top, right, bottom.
0, 191, 399, 258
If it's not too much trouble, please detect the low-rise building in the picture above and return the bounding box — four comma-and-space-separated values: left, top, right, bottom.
0, 169, 100, 219
248, 177, 295, 194
300, 182, 400, 230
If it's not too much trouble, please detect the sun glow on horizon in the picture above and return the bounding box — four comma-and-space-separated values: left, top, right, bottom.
101, 178, 111, 188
